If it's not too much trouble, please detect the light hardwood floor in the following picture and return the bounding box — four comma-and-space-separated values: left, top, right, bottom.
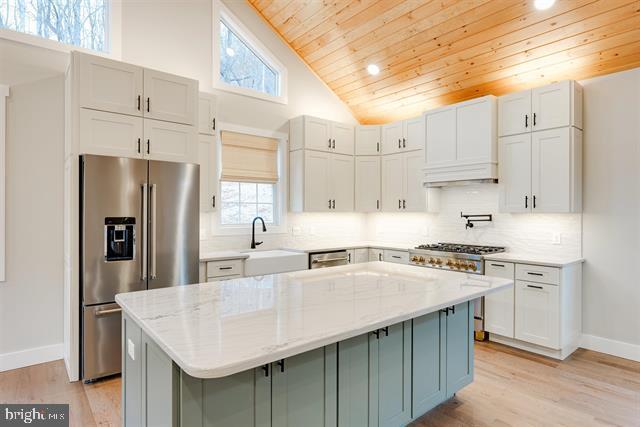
1, 341, 638, 426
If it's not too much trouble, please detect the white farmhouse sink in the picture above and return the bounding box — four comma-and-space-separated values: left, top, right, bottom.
241, 250, 308, 277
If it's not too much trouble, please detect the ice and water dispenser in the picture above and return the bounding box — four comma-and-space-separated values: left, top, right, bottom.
104, 217, 135, 261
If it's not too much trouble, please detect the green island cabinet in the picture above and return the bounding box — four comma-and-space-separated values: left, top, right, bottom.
122, 301, 473, 427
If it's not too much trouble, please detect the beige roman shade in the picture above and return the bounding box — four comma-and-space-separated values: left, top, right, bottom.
220, 131, 279, 183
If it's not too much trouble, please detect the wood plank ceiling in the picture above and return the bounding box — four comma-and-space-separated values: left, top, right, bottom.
248, 0, 640, 124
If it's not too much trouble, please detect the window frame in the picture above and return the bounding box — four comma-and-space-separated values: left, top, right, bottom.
212, 0, 288, 105
0, 0, 121, 58
208, 122, 288, 237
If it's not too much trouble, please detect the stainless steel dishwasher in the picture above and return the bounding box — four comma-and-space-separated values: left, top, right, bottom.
309, 250, 349, 269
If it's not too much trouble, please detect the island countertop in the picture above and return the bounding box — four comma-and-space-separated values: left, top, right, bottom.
115, 262, 513, 379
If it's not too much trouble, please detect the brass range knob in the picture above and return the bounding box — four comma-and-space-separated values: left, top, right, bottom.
418, 256, 426, 263
469, 263, 477, 271
435, 258, 443, 265
428, 258, 436, 264
410, 256, 419, 262
446, 260, 453, 267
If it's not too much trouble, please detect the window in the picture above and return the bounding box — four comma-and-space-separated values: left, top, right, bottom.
0, 0, 109, 52
220, 182, 276, 225
214, 2, 287, 103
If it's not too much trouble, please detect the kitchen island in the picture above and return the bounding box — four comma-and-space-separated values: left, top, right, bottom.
116, 262, 513, 427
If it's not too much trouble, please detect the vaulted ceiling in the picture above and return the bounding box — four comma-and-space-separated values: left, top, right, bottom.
248, 0, 640, 124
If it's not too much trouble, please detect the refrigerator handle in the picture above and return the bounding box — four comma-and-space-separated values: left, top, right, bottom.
141, 184, 148, 280
150, 183, 157, 279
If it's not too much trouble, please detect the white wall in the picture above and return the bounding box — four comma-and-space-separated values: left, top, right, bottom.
0, 73, 65, 370
580, 68, 640, 348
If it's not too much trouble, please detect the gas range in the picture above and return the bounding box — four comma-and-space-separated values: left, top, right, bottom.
409, 243, 505, 275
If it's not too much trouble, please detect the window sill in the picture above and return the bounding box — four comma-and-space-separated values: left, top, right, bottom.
213, 80, 288, 105
211, 224, 288, 237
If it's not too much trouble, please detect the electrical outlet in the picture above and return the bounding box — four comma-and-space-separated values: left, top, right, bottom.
552, 233, 562, 245
127, 338, 135, 361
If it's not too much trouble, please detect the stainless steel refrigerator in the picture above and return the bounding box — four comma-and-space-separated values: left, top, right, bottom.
80, 154, 199, 381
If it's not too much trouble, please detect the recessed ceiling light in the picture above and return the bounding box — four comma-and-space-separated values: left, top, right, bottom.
367, 64, 380, 76
226, 47, 235, 57
534, 0, 555, 10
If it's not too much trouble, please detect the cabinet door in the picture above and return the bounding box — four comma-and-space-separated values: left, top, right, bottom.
77, 53, 143, 117
330, 154, 354, 212
355, 156, 380, 212
484, 262, 515, 338
515, 280, 560, 349
144, 119, 197, 163
198, 135, 217, 212
381, 121, 403, 154
498, 89, 531, 137
499, 134, 532, 213
375, 321, 412, 427
412, 311, 446, 417
425, 107, 456, 167
446, 302, 473, 397
381, 153, 404, 212
79, 109, 143, 158
304, 116, 332, 152
354, 249, 369, 264
355, 125, 381, 155
402, 150, 426, 212
403, 116, 425, 152
532, 81, 571, 132
143, 69, 197, 125
532, 127, 571, 212
272, 346, 337, 427
338, 335, 371, 427
331, 122, 355, 155
304, 150, 331, 212
369, 248, 384, 262
198, 93, 217, 135
457, 97, 495, 165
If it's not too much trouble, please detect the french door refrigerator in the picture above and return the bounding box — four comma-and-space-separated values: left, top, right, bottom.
80, 154, 199, 381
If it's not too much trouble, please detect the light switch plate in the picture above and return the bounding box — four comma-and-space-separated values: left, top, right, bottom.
127, 338, 135, 361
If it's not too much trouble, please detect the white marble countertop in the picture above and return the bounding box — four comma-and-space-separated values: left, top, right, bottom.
483, 253, 584, 267
116, 262, 513, 379
200, 250, 250, 262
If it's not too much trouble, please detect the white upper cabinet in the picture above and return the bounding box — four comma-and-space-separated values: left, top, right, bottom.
424, 96, 497, 184
198, 134, 218, 212
198, 93, 217, 135
143, 69, 197, 125
290, 150, 354, 212
381, 151, 428, 212
78, 53, 143, 117
381, 116, 424, 154
500, 127, 582, 213
355, 125, 381, 155
498, 80, 583, 137
355, 156, 380, 212
143, 119, 197, 163
290, 116, 354, 155
79, 109, 143, 158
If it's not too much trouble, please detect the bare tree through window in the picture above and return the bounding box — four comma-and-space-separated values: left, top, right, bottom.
0, 0, 108, 52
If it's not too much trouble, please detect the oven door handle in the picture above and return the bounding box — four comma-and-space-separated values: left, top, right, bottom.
312, 257, 349, 264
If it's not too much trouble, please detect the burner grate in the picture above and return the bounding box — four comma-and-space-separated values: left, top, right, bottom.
415, 242, 505, 255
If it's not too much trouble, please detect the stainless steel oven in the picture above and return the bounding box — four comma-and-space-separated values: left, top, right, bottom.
309, 250, 349, 269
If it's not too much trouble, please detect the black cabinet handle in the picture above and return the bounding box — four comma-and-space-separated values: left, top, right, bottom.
398, 139, 401, 149
328, 138, 332, 148
348, 253, 351, 263
212, 118, 216, 130
527, 272, 544, 276
376, 142, 380, 152
402, 137, 406, 148
219, 266, 233, 270
533, 195, 537, 209
277, 359, 285, 372
328, 200, 332, 209
332, 200, 335, 209
137, 138, 141, 153
525, 114, 528, 128
146, 97, 150, 113
490, 263, 505, 268
451, 305, 455, 314
262, 364, 269, 377
391, 255, 401, 259
372, 329, 380, 339
212, 195, 216, 208
402, 199, 406, 209
137, 95, 141, 111
398, 200, 401, 209
378, 253, 382, 261
525, 195, 528, 209
382, 327, 389, 336
533, 113, 537, 126
440, 308, 449, 316
332, 139, 336, 149
527, 284, 543, 289
146, 139, 150, 154
376, 200, 380, 210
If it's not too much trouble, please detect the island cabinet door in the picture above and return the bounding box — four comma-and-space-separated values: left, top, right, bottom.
372, 321, 412, 427
180, 367, 271, 427
337, 334, 371, 427
411, 311, 446, 418
445, 302, 474, 397
272, 344, 338, 427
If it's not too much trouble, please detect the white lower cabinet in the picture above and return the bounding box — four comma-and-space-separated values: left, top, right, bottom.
484, 261, 515, 338
514, 280, 560, 349
383, 250, 409, 264
206, 259, 244, 281
79, 109, 143, 158
144, 119, 197, 163
369, 248, 384, 262
348, 248, 369, 264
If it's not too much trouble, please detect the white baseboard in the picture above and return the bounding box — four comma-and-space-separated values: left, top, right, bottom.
580, 334, 640, 362
0, 343, 64, 372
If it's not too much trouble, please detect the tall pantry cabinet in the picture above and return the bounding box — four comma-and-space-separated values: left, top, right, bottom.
498, 81, 583, 213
